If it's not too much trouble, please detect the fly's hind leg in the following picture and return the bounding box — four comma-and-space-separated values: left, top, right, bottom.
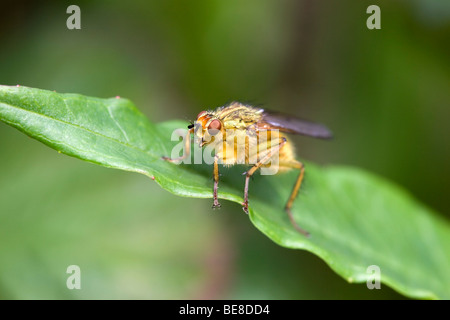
280, 159, 309, 237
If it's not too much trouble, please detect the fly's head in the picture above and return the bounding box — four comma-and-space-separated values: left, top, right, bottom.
189, 110, 223, 147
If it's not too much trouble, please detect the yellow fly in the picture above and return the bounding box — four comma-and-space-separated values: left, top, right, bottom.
163, 102, 332, 236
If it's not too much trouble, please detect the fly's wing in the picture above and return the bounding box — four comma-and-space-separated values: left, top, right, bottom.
258, 110, 333, 139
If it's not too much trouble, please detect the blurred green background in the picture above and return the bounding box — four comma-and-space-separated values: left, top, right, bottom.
0, 0, 449, 299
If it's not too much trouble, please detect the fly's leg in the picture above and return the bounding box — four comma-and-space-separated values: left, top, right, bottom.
242, 137, 287, 214
281, 160, 309, 237
161, 128, 193, 162
243, 134, 310, 236
212, 154, 221, 209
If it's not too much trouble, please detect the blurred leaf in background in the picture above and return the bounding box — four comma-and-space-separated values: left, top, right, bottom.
0, 0, 449, 299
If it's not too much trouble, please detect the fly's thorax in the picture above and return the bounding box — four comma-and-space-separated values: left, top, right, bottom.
215, 128, 250, 165
212, 128, 284, 166
214, 102, 264, 129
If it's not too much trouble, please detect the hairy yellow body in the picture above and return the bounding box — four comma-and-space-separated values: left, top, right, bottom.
163, 101, 332, 236
197, 102, 300, 172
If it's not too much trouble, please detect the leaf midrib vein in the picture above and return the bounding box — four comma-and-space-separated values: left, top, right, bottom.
0, 101, 160, 159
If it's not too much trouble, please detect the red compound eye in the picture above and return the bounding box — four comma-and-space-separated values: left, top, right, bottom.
197, 111, 207, 119
208, 119, 222, 132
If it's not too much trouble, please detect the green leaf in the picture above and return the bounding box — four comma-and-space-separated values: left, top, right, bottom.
1, 85, 449, 299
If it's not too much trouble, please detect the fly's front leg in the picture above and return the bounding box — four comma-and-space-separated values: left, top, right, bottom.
212, 154, 221, 209
161, 128, 193, 162
242, 137, 287, 214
